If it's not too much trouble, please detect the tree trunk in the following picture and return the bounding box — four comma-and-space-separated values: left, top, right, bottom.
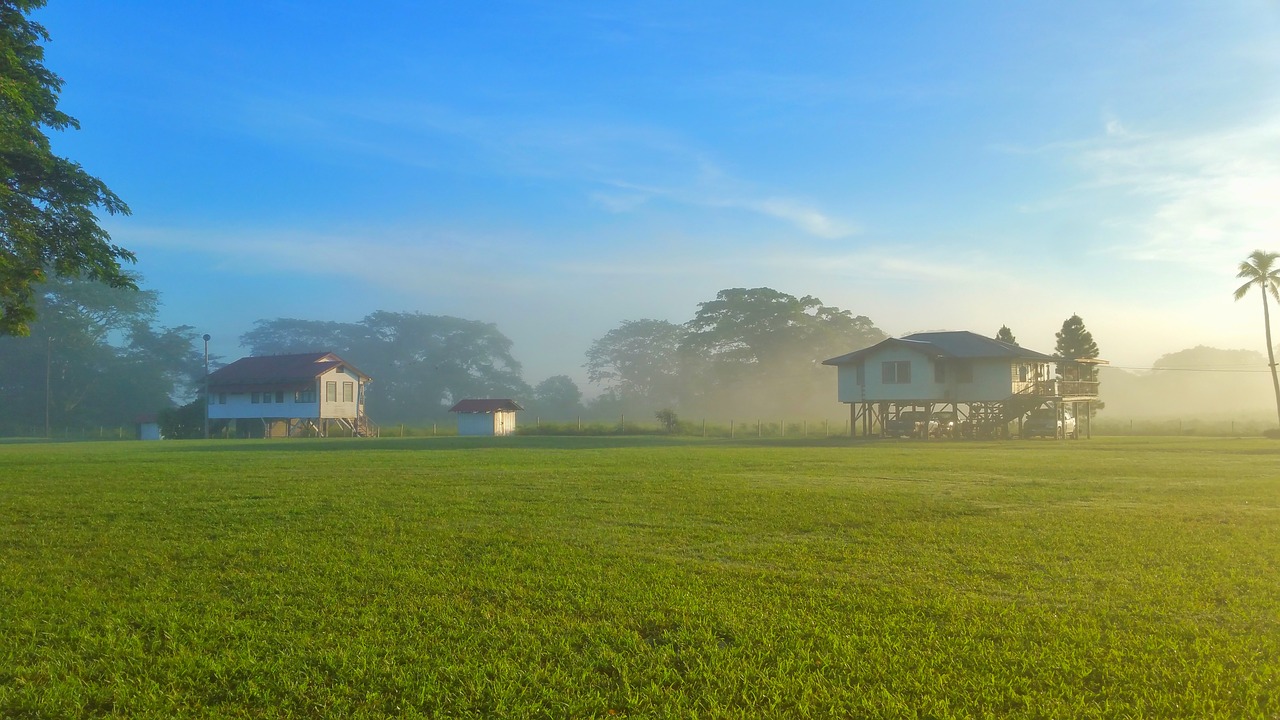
1264, 291, 1280, 429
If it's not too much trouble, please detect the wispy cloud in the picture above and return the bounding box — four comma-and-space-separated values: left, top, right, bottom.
231, 91, 859, 240
1030, 111, 1280, 268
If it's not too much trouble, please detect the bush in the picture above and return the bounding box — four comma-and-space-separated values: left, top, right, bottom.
157, 400, 206, 439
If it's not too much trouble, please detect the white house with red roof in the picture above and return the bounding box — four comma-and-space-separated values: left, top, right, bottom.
449, 398, 522, 437
206, 352, 375, 437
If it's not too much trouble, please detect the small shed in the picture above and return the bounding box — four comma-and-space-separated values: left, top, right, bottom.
136, 414, 162, 441
449, 399, 523, 437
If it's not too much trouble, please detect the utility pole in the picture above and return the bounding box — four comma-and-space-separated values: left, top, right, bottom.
203, 334, 211, 439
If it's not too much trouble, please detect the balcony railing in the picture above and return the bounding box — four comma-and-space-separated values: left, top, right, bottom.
1017, 380, 1100, 397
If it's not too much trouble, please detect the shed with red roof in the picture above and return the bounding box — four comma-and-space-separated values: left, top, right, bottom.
449, 398, 522, 437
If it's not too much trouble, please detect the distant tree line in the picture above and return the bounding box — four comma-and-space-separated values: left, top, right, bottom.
2, 273, 1118, 434
0, 274, 205, 435
584, 287, 886, 421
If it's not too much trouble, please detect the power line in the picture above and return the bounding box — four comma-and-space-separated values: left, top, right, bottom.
1105, 365, 1273, 374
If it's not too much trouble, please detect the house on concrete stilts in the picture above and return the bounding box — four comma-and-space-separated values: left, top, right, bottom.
206, 352, 377, 438
822, 331, 1104, 439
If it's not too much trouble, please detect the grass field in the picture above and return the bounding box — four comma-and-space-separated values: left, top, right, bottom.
1, 436, 1277, 718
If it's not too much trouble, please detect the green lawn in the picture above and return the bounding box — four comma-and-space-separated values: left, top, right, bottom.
1, 436, 1277, 718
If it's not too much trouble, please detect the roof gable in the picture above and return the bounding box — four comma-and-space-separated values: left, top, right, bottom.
449, 398, 523, 413
207, 352, 371, 390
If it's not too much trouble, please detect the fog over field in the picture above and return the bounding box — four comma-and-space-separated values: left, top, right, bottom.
18, 1, 1278, 385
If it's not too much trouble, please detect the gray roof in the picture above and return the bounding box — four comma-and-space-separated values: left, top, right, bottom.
822, 331, 1056, 366
450, 398, 524, 413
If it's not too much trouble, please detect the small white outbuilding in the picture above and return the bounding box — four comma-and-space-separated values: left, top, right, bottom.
449, 398, 523, 436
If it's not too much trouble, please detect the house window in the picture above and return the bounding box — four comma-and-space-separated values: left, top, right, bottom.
855, 363, 865, 386
882, 361, 911, 384
263, 391, 273, 404
1018, 364, 1030, 382
326, 381, 337, 402
934, 362, 945, 383
295, 389, 316, 403
342, 382, 354, 402
251, 392, 261, 404
275, 391, 285, 404
218, 393, 227, 404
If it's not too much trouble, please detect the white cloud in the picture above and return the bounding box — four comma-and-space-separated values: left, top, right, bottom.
747, 198, 855, 239
1072, 111, 1280, 267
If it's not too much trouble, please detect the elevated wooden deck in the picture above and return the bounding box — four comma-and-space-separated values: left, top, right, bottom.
1014, 380, 1100, 399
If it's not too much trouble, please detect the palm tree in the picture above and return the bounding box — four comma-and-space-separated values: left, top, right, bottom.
1234, 250, 1280, 428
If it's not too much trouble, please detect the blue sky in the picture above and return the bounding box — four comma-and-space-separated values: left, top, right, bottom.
35, 1, 1280, 384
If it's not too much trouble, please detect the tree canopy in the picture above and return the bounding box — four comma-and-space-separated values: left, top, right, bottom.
583, 318, 684, 409
1054, 314, 1098, 360
583, 288, 885, 418
241, 312, 530, 423
529, 375, 584, 421
1, 0, 134, 336
995, 325, 1017, 345
0, 274, 205, 434
1054, 314, 1099, 381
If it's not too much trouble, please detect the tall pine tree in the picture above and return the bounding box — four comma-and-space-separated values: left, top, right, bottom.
1054, 314, 1099, 380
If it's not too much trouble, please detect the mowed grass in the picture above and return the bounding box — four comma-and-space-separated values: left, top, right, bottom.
0, 437, 1277, 718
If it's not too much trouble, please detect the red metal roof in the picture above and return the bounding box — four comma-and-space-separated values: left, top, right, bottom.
206, 352, 371, 391
449, 398, 523, 413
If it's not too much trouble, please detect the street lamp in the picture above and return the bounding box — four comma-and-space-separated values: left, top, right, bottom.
203, 334, 211, 439
45, 336, 52, 439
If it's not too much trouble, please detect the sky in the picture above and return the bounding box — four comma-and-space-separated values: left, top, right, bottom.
33, 0, 1280, 385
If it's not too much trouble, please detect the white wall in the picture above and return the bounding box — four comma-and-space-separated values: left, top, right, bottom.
208, 386, 321, 420
836, 346, 1041, 403
494, 410, 516, 436
318, 367, 362, 419
457, 413, 496, 436
206, 368, 368, 422
456, 411, 518, 437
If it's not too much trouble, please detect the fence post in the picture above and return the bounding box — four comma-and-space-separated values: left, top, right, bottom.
730, 420, 734, 438
757, 420, 761, 438
578, 416, 581, 431
433, 422, 437, 436
702, 419, 706, 437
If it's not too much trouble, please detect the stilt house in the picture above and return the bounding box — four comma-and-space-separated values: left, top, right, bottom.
822, 331, 1103, 438
206, 352, 376, 437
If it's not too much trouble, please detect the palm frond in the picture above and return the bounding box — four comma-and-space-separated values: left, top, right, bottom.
1234, 280, 1255, 301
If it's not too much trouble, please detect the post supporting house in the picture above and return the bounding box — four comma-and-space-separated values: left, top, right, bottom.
823, 331, 1103, 439
205, 352, 376, 438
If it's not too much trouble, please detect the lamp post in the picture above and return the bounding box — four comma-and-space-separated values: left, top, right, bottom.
203, 334, 211, 439
45, 336, 52, 439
